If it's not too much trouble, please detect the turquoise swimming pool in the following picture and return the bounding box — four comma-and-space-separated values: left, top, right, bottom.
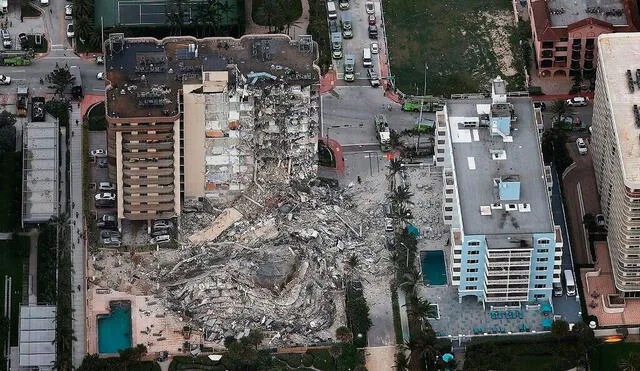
421, 250, 447, 285
98, 301, 132, 354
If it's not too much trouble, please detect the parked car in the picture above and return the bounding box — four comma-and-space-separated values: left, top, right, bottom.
153, 220, 174, 230
382, 203, 391, 217
98, 158, 108, 168
95, 56, 104, 64
567, 96, 588, 106
576, 138, 587, 155
150, 235, 171, 244
385, 235, 395, 250
596, 214, 606, 228
18, 33, 28, 49
98, 182, 115, 191
95, 192, 116, 201
66, 23, 74, 38
368, 25, 378, 39
385, 218, 394, 232
370, 42, 379, 54
90, 149, 107, 158
368, 14, 376, 25
329, 20, 339, 33
64, 4, 73, 19
367, 68, 379, 87
0, 75, 11, 85
100, 230, 121, 240
1, 29, 11, 49
365, 1, 374, 14
102, 237, 121, 247
533, 101, 546, 111
96, 72, 104, 80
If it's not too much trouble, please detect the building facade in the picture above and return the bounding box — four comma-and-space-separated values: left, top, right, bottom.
591, 33, 640, 295
104, 34, 319, 226
437, 77, 562, 307
528, 0, 639, 78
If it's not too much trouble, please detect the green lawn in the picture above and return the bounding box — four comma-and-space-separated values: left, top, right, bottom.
590, 342, 640, 371
87, 102, 106, 131
252, 0, 302, 28
37, 224, 57, 304
0, 236, 30, 346
464, 335, 583, 371
384, 0, 525, 97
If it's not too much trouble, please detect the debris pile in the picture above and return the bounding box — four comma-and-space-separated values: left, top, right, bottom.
143, 174, 393, 346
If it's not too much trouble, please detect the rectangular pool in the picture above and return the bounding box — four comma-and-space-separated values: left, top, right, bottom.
420, 250, 447, 285
98, 301, 132, 354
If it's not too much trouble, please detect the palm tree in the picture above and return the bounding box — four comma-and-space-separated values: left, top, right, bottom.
73, 0, 93, 19
395, 346, 409, 371
329, 344, 343, 367
399, 270, 421, 295
393, 204, 413, 229
619, 352, 640, 371
74, 16, 93, 45
392, 185, 414, 207
405, 327, 439, 370
407, 296, 437, 322
166, 0, 189, 36
387, 158, 403, 190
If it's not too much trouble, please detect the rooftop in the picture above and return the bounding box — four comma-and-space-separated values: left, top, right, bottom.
598, 33, 640, 185
447, 98, 553, 236
548, 0, 628, 27
22, 121, 59, 225
19, 305, 56, 369
104, 34, 318, 120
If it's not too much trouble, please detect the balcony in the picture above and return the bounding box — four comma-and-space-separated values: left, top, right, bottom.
571, 52, 581, 61
584, 51, 594, 61
570, 62, 581, 71
572, 42, 582, 51
584, 61, 594, 71
554, 61, 568, 68
485, 295, 528, 302
486, 278, 530, 285
541, 50, 553, 58
487, 251, 531, 258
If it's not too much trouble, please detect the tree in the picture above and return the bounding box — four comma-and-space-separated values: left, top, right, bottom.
387, 158, 403, 190
336, 326, 353, 343
551, 319, 570, 339
245, 329, 263, 349
392, 185, 414, 207
407, 296, 436, 322
399, 270, 421, 295
392, 204, 413, 228
550, 99, 574, 124
329, 344, 343, 366
73, 0, 94, 19
166, 0, 189, 36
395, 347, 409, 371
619, 352, 640, 371
47, 66, 75, 97
0, 111, 17, 152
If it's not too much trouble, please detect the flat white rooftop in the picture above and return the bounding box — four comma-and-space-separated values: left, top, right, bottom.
598, 33, 640, 185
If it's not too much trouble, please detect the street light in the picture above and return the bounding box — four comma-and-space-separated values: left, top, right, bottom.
417, 63, 428, 152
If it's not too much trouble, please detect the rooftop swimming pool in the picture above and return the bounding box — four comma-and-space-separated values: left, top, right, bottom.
98, 301, 132, 354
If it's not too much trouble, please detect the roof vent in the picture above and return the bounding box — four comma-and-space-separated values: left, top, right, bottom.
490, 149, 506, 160
480, 206, 492, 216
518, 203, 531, 212
491, 202, 503, 210
505, 203, 518, 211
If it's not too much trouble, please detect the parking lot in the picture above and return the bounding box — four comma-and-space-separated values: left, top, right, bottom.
329, 0, 383, 84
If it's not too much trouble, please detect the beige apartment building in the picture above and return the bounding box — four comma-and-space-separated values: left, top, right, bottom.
104, 34, 319, 225
591, 33, 640, 295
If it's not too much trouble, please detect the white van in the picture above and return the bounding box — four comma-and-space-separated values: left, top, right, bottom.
564, 269, 576, 296
362, 47, 372, 68
327, 1, 337, 20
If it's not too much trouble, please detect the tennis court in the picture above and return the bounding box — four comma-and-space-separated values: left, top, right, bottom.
118, 1, 194, 25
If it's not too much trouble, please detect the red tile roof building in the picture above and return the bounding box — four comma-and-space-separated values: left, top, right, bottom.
528, 0, 639, 78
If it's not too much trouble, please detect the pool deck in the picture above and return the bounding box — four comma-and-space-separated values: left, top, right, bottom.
87, 288, 218, 355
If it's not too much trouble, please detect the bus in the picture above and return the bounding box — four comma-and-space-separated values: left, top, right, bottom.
564, 269, 576, 296
70, 65, 83, 98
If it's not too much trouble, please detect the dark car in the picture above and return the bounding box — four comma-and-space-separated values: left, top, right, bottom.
95, 199, 115, 208
533, 101, 546, 111
368, 14, 376, 25
368, 25, 378, 39
329, 20, 339, 33
98, 158, 108, 168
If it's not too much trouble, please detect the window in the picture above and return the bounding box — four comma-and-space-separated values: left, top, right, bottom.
537, 248, 549, 254
535, 275, 546, 280
468, 259, 479, 264
537, 239, 550, 245
466, 277, 478, 282
467, 268, 478, 273
534, 284, 546, 288
468, 241, 480, 247
534, 294, 546, 299
466, 286, 477, 290
444, 207, 453, 211
468, 250, 480, 255
454, 259, 461, 264
555, 47, 568, 52
536, 257, 549, 262
536, 266, 547, 271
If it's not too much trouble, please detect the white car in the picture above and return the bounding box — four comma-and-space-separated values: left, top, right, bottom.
153, 220, 174, 230
567, 96, 588, 107
0, 74, 11, 85
66, 23, 74, 38
40, 0, 49, 5
98, 182, 115, 191
370, 42, 379, 54
576, 138, 587, 155
95, 192, 116, 201
65, 4, 73, 19
96, 72, 104, 80
365, 1, 375, 14
150, 235, 171, 244
90, 149, 107, 158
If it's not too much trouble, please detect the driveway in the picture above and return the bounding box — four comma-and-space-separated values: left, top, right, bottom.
561, 138, 601, 265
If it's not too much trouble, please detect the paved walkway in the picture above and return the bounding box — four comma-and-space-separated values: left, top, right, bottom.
364, 346, 396, 371
70, 100, 86, 367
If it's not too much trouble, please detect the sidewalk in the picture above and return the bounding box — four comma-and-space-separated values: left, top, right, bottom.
80, 94, 105, 119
